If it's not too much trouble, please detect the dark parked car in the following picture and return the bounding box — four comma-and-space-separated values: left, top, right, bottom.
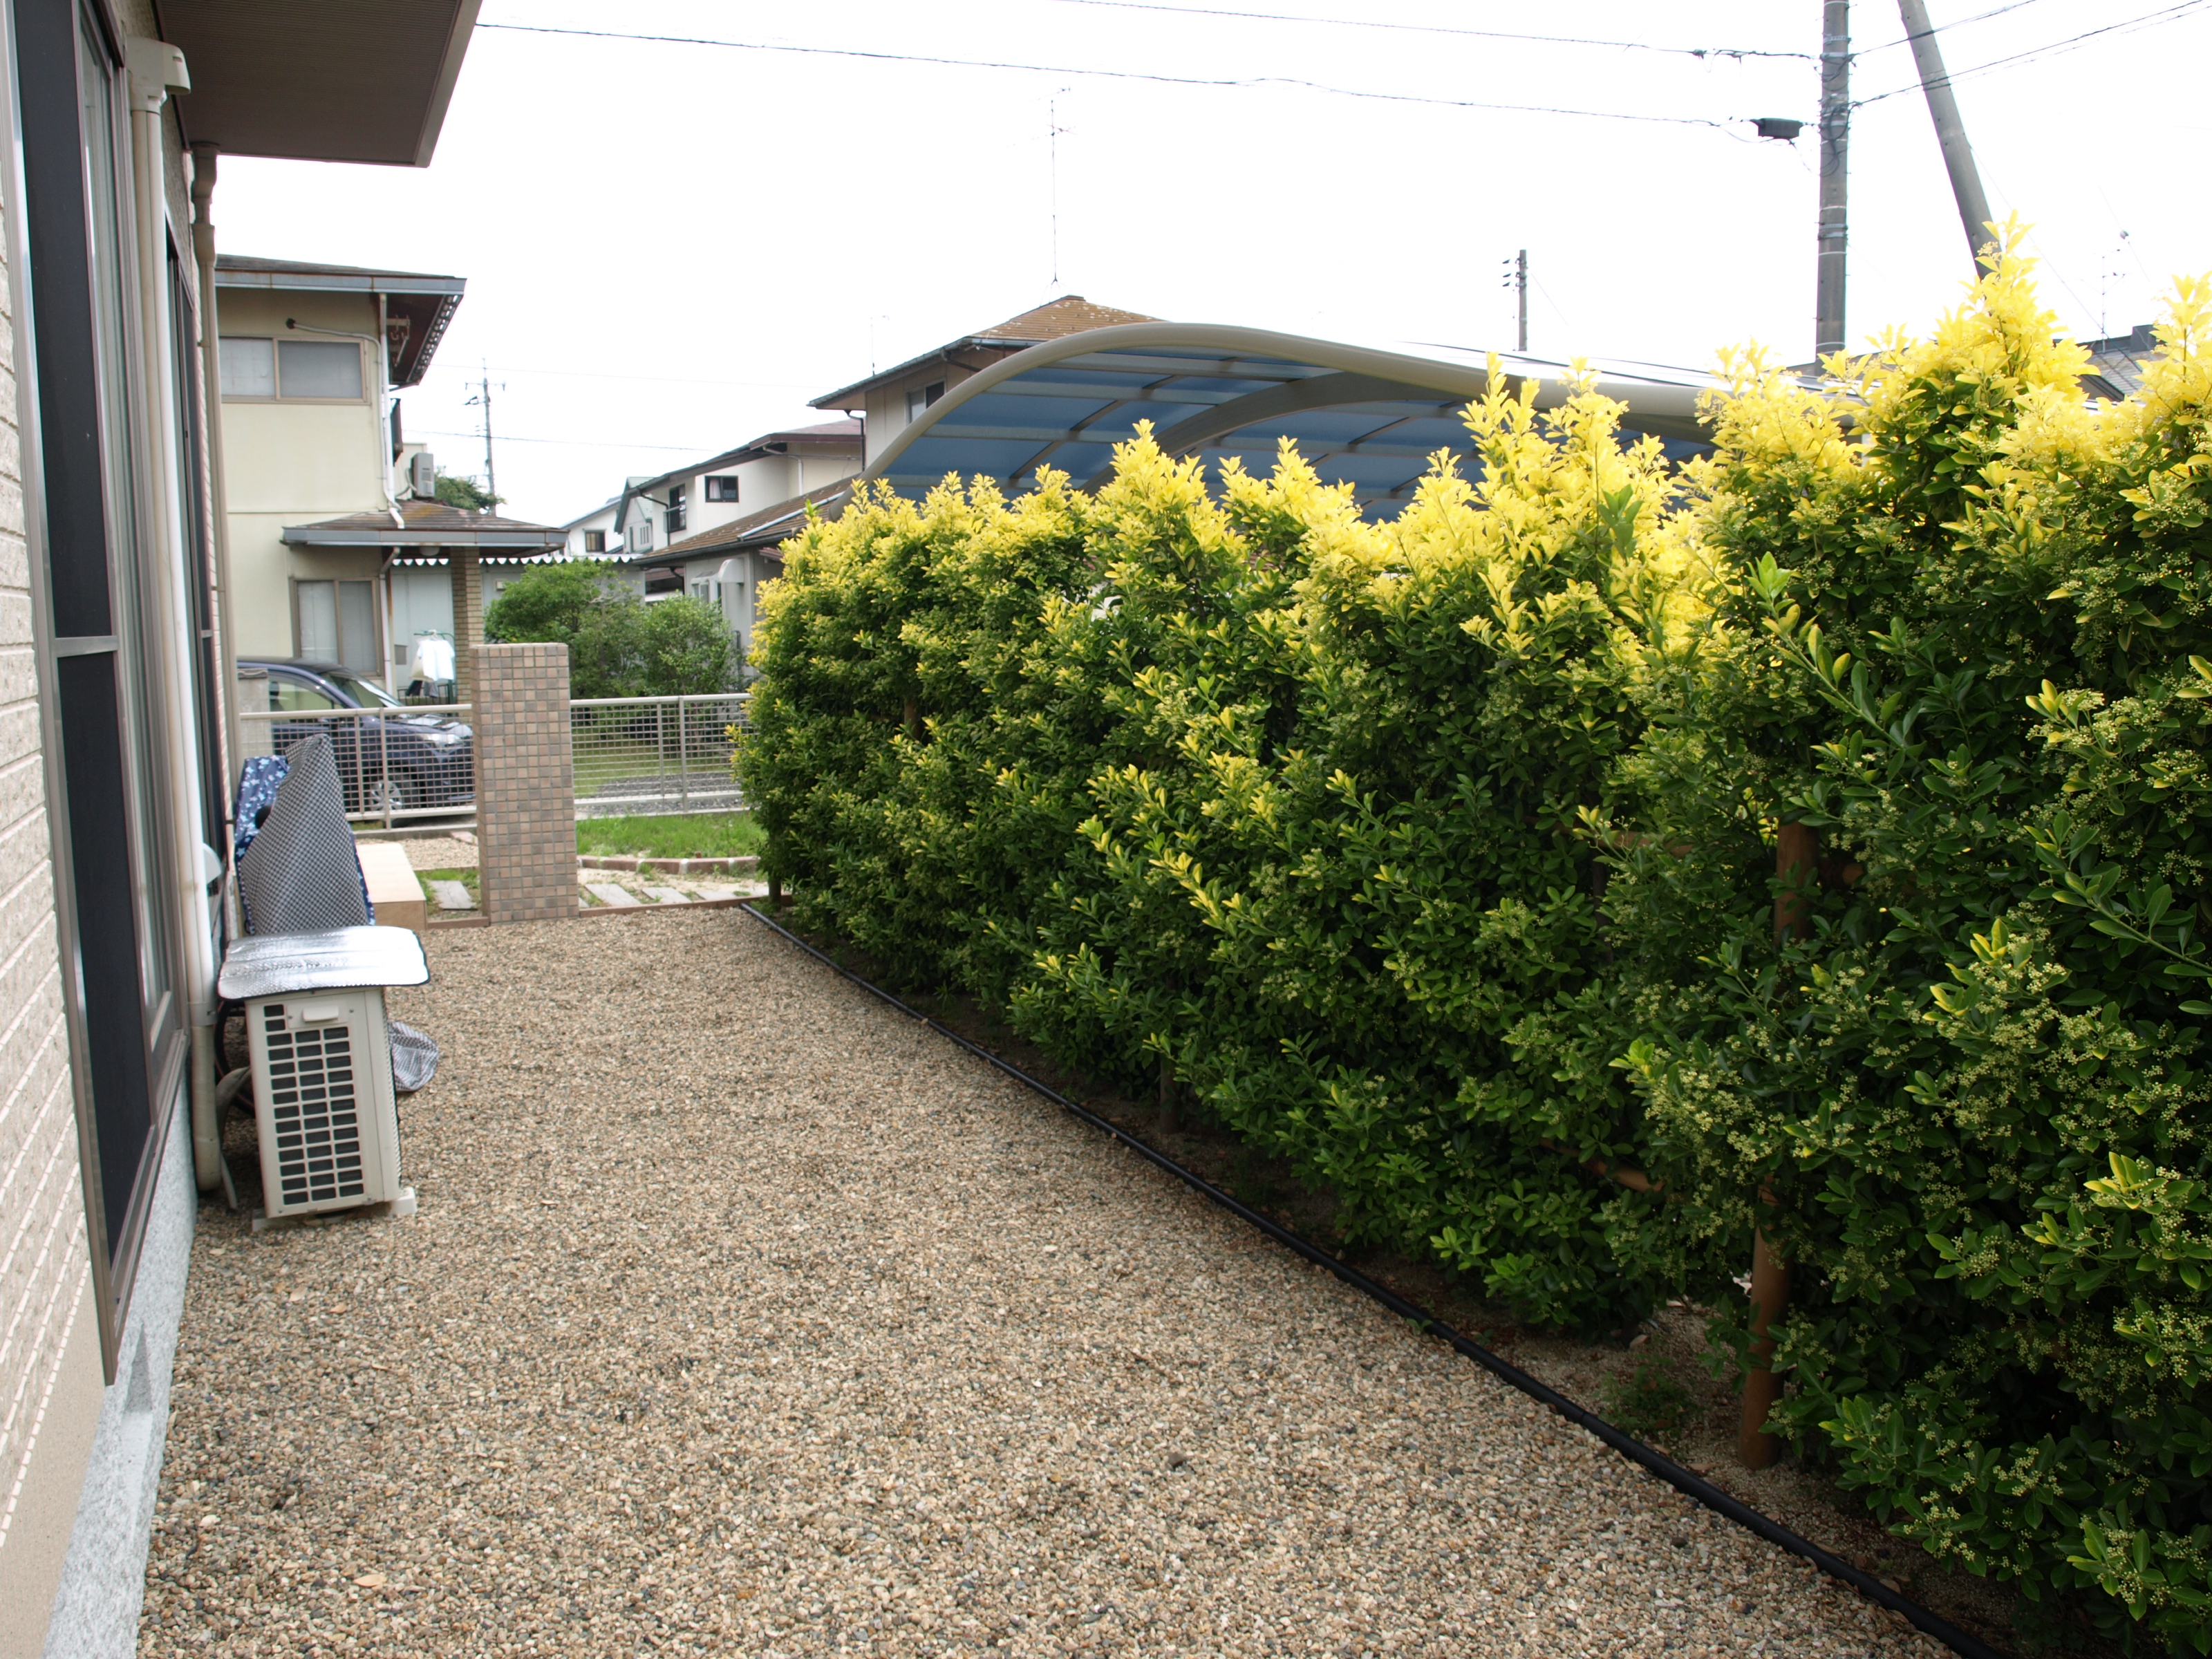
240, 659, 474, 814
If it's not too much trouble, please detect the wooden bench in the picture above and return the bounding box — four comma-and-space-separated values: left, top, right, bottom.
354, 841, 427, 936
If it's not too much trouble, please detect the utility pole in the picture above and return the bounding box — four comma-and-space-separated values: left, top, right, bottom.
1814, 0, 1850, 359
1503, 249, 1528, 352
1896, 0, 1994, 271
477, 362, 496, 507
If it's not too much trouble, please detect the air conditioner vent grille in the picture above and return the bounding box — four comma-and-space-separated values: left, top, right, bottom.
263, 1004, 366, 1206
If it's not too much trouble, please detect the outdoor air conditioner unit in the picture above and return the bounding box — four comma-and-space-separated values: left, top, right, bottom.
246, 989, 404, 1218
218, 928, 427, 1222
409, 451, 436, 498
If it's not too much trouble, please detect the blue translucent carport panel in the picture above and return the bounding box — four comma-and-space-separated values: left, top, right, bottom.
1061, 400, 1209, 444
1016, 442, 1123, 484
883, 435, 1051, 483
937, 393, 1118, 434
1310, 452, 1431, 491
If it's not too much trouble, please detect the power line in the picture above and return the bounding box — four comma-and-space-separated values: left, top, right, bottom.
415, 427, 718, 454
1855, 0, 2212, 106
475, 21, 1752, 133
415, 362, 819, 391
1038, 0, 1812, 62
1853, 0, 2056, 56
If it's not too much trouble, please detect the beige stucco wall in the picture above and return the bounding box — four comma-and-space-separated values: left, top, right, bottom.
858, 363, 986, 467
215, 287, 388, 662
0, 153, 97, 1656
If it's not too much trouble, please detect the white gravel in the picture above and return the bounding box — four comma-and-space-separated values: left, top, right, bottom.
399, 835, 477, 871
142, 909, 1944, 1657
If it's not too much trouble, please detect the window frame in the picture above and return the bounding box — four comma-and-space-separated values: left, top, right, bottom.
704, 474, 738, 503
3, 0, 205, 1376
290, 575, 383, 674
215, 332, 369, 404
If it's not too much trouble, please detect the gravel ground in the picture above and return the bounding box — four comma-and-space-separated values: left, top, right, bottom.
142, 910, 1945, 1658
400, 835, 477, 871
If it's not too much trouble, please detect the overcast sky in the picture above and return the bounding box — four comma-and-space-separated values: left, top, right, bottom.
207, 0, 2212, 527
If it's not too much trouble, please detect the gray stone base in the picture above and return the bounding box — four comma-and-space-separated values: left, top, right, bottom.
40, 1103, 194, 1658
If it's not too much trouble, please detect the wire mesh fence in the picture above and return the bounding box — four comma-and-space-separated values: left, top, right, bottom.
236, 691, 749, 834
236, 704, 477, 831
571, 693, 749, 818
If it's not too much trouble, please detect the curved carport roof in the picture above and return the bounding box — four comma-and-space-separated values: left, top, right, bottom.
865, 324, 1718, 518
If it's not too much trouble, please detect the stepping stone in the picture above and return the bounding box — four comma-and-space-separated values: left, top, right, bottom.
644, 887, 688, 904
427, 879, 475, 912
689, 885, 738, 901
585, 882, 641, 908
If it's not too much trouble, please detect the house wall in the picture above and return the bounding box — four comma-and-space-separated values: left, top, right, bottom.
0, 149, 99, 1659
617, 445, 859, 557
2, 1, 214, 1648
561, 502, 617, 561
856, 362, 992, 467
215, 287, 390, 661
677, 550, 772, 660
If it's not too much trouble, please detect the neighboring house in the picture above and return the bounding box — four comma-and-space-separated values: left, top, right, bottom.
2079, 321, 2164, 400
561, 494, 621, 561
276, 498, 565, 704
622, 478, 858, 666
609, 419, 861, 559
809, 296, 1158, 467
0, 5, 478, 1655
601, 306, 1154, 651
214, 255, 574, 700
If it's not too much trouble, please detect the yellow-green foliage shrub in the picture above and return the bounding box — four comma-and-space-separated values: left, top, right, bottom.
744, 239, 2212, 1647
1615, 238, 2212, 1650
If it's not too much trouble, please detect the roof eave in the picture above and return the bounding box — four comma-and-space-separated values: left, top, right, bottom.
214, 270, 467, 297
809, 337, 1001, 411
281, 527, 565, 549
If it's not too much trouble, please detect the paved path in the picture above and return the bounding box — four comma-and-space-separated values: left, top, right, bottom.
142, 910, 1940, 1657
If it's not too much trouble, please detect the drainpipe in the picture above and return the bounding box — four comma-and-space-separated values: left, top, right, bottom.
126, 39, 223, 1191
190, 140, 240, 917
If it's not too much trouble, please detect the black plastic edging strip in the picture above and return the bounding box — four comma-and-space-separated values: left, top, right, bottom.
738, 901, 2009, 1659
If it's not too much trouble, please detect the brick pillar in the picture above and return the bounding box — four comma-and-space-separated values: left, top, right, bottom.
450, 550, 482, 707
474, 641, 575, 923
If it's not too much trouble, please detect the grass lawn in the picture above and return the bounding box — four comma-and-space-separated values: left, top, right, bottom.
574, 812, 762, 861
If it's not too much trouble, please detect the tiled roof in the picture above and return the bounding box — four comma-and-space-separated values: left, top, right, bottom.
629, 480, 856, 568
282, 497, 566, 547
973, 295, 1159, 343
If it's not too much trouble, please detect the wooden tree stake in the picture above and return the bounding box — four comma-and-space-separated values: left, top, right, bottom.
1738, 824, 1816, 1469
1738, 1224, 1793, 1468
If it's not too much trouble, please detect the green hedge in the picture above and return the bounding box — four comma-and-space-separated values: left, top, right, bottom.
743, 243, 2212, 1650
